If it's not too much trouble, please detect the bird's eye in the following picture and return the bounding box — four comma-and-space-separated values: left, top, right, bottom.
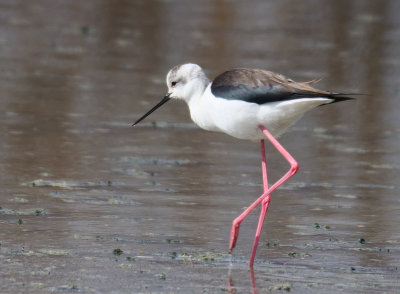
171, 81, 177, 87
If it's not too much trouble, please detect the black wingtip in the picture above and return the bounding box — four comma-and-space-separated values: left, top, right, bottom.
331, 96, 355, 103
329, 92, 366, 103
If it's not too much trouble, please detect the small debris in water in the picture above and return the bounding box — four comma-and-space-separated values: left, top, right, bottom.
266, 241, 280, 247
0, 207, 47, 216
23, 179, 114, 189
312, 223, 331, 230
165, 238, 181, 244
35, 209, 44, 216
57, 284, 79, 291
9, 197, 28, 203
313, 127, 327, 134
269, 283, 291, 291
17, 218, 23, 225
164, 251, 225, 263
378, 248, 390, 253
38, 249, 70, 256
167, 252, 177, 259
80, 26, 90, 36
157, 273, 166, 280
113, 248, 123, 256
358, 238, 366, 244
288, 252, 297, 258
126, 256, 135, 262
288, 251, 311, 259
119, 156, 196, 166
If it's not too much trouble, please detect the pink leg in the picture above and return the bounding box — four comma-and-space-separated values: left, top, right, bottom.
260, 139, 269, 193
249, 140, 271, 267
229, 140, 269, 251
249, 195, 271, 267
229, 125, 299, 267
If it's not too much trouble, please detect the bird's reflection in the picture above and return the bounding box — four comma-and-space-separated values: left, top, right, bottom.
228, 266, 258, 294
249, 268, 258, 294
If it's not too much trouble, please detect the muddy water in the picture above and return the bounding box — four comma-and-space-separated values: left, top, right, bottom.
1, 1, 400, 293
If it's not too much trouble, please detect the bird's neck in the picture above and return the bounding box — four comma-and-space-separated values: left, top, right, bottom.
183, 76, 210, 104
187, 84, 220, 132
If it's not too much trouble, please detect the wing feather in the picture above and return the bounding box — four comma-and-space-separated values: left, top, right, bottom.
211, 68, 353, 104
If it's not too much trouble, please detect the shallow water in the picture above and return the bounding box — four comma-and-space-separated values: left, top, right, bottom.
1, 1, 400, 293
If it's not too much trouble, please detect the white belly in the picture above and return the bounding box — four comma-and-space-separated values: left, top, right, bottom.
188, 86, 332, 141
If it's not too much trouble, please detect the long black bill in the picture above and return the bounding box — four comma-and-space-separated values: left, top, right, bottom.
132, 93, 171, 126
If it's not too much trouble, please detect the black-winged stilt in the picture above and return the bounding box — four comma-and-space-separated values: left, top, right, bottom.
133, 63, 354, 267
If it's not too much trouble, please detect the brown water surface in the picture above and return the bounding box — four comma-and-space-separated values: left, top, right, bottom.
1, 1, 400, 293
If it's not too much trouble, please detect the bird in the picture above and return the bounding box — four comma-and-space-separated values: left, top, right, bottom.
133, 63, 354, 267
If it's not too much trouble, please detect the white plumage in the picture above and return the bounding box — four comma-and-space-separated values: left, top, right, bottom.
134, 63, 350, 140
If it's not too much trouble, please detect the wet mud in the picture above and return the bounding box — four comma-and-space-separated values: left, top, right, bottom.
1, 1, 400, 293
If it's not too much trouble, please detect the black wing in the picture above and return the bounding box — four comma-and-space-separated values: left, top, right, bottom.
211, 68, 354, 105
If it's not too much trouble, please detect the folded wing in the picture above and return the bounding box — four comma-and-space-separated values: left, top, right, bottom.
211, 68, 353, 104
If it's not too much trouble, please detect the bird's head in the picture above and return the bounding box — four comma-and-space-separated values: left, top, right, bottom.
166, 63, 208, 101
133, 63, 209, 126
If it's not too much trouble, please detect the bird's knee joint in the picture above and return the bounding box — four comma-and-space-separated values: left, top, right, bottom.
232, 219, 240, 228
290, 162, 299, 175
